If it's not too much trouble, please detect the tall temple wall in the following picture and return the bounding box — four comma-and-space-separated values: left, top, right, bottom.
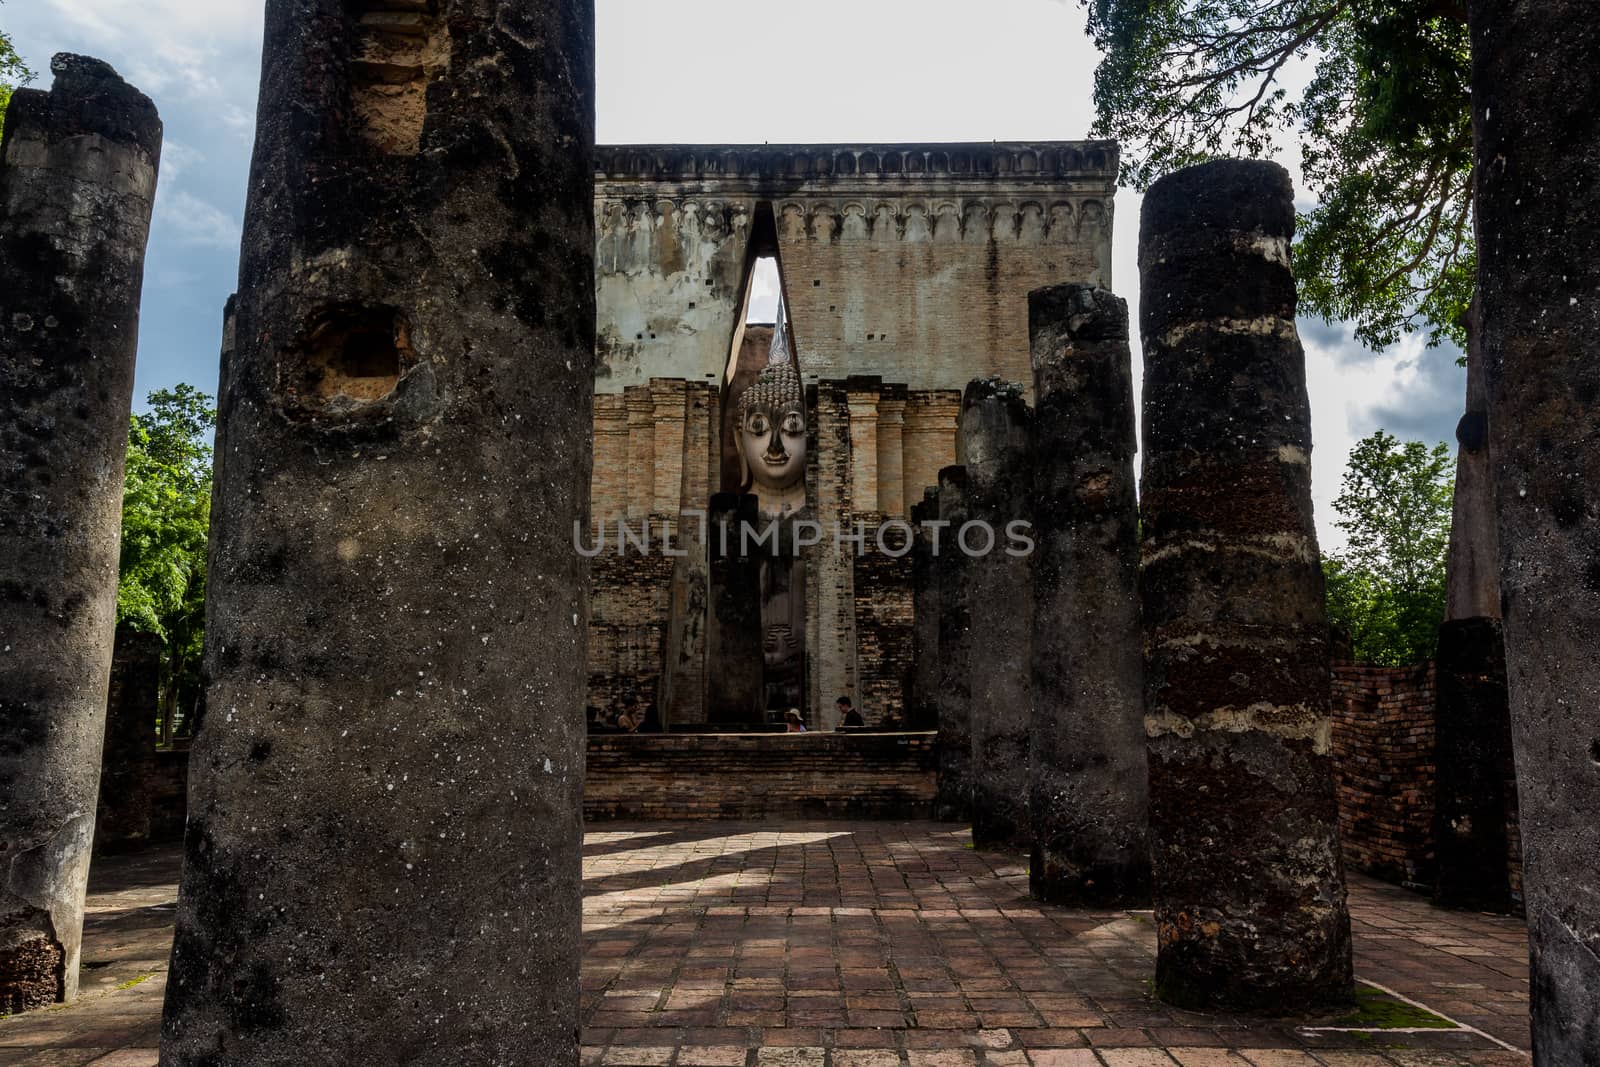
593, 142, 1117, 395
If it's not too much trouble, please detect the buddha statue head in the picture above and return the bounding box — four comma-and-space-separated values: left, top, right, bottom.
736, 305, 807, 517
737, 360, 807, 516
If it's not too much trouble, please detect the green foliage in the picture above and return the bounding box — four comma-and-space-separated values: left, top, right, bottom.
1079, 0, 1473, 349
0, 8, 35, 140
1324, 430, 1453, 665
119, 385, 215, 739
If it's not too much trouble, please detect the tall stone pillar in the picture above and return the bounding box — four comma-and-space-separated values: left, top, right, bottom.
932, 467, 973, 821
847, 378, 882, 514
160, 3, 594, 1063
0, 54, 162, 1013
660, 383, 714, 726
877, 389, 908, 518
1138, 159, 1352, 1013
1027, 284, 1150, 905
1434, 324, 1517, 912
625, 384, 656, 521
958, 379, 1033, 849
907, 490, 941, 731
650, 378, 688, 523
1471, 4, 1600, 1058
97, 626, 164, 851
706, 493, 765, 727
810, 382, 858, 726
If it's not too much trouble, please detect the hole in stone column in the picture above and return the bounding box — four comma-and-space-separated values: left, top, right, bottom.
347, 0, 449, 155
1590, 737, 1600, 765
290, 304, 410, 408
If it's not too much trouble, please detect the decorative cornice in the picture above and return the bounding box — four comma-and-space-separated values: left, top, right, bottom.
596, 196, 1111, 246
595, 141, 1119, 186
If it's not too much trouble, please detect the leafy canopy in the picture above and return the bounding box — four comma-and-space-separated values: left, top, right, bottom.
1323, 429, 1454, 665
118, 385, 214, 642
0, 7, 34, 139
1080, 0, 1473, 350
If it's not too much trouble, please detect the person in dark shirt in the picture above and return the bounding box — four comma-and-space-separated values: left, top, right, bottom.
836, 696, 865, 729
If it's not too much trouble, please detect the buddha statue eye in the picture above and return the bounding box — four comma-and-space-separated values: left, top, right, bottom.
747, 413, 771, 435
781, 413, 805, 436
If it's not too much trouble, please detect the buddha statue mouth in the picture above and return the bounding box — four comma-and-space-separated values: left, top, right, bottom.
763, 451, 790, 465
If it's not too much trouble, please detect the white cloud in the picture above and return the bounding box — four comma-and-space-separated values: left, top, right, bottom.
154, 189, 241, 250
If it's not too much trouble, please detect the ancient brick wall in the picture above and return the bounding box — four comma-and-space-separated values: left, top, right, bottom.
584, 732, 937, 820
853, 516, 916, 723
588, 550, 677, 715
1330, 662, 1439, 891
1330, 660, 1524, 906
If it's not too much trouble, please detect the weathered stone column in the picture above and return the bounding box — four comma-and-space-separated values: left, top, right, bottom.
1138, 159, 1352, 1013
0, 54, 161, 1013
1434, 324, 1517, 913
907, 490, 941, 731
160, 3, 593, 1063
958, 379, 1033, 849
1471, 4, 1600, 1058
96, 626, 164, 851
932, 467, 973, 821
706, 493, 765, 727
1027, 284, 1150, 905
660, 383, 714, 726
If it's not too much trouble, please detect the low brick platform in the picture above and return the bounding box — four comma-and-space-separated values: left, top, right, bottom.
0, 823, 1529, 1066
586, 733, 939, 820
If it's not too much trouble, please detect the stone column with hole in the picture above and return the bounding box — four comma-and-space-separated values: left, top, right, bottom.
159, 3, 594, 1063
932, 467, 974, 821
1027, 284, 1150, 905
1138, 160, 1352, 1014
1471, 2, 1600, 1058
0, 54, 161, 1014
958, 379, 1033, 849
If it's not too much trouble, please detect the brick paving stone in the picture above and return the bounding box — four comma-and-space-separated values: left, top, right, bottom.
1168, 1051, 1249, 1067
1100, 1052, 1181, 1066
754, 1048, 826, 1066
908, 1051, 980, 1066
1025, 1051, 1103, 1066
835, 1052, 907, 1067
678, 1047, 753, 1066
0, 823, 1535, 1067
602, 1047, 675, 1065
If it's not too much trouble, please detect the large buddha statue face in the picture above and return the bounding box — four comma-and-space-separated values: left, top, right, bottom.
738, 361, 807, 515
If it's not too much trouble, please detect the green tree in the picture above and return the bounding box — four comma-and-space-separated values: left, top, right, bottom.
1079, 0, 1473, 350
0, 8, 35, 140
1324, 429, 1454, 664
118, 385, 215, 742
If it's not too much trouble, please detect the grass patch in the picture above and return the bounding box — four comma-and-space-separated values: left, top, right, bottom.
1336, 984, 1455, 1029
116, 973, 155, 991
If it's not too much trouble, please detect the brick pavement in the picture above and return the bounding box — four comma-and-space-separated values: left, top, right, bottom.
1, 822, 1531, 1066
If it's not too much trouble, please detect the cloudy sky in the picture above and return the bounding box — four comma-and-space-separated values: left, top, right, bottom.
5, 0, 1465, 551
